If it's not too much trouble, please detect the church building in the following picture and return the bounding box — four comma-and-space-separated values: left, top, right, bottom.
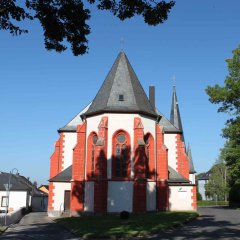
48, 52, 196, 217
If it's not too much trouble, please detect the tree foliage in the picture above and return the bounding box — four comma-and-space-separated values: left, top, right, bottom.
205, 160, 229, 201
0, 0, 175, 56
206, 45, 240, 185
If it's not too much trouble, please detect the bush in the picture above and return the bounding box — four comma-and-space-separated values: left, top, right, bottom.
197, 192, 202, 201
229, 182, 240, 207
120, 211, 130, 220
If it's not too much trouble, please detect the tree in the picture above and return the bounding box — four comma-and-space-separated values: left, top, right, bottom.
205, 159, 229, 201
206, 45, 240, 186
0, 0, 175, 56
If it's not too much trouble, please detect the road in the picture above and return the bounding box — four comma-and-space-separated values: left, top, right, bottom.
1, 207, 240, 239
155, 206, 240, 240
1, 212, 78, 240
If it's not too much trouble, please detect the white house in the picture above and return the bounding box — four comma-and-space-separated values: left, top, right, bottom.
0, 172, 47, 213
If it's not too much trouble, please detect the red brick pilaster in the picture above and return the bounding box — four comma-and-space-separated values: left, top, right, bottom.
157, 180, 168, 211
71, 122, 86, 213
50, 140, 60, 179
191, 185, 197, 210
94, 180, 108, 213
156, 124, 169, 211
71, 181, 84, 214
175, 134, 189, 179
133, 181, 146, 212
48, 139, 61, 212
93, 117, 108, 213
48, 182, 55, 210
156, 125, 168, 179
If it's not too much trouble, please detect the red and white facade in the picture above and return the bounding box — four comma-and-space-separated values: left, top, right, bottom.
48, 52, 196, 217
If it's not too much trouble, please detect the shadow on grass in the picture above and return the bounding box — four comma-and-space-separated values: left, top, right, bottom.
55, 212, 198, 238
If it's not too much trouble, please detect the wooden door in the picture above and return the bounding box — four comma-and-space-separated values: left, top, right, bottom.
64, 190, 71, 211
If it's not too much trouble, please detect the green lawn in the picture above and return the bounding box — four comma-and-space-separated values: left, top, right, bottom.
197, 201, 228, 207
55, 211, 198, 238
0, 226, 7, 235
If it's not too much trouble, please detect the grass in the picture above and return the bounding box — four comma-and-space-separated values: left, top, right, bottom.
55, 211, 198, 238
0, 225, 7, 235
197, 200, 229, 207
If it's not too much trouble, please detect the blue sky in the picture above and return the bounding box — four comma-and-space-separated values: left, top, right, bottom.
1, 0, 240, 185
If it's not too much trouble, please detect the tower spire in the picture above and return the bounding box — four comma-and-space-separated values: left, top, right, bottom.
170, 86, 183, 132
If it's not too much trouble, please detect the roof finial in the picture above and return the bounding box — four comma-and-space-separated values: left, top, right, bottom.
171, 74, 176, 87
120, 37, 124, 52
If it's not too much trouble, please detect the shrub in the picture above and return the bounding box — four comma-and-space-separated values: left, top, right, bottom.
229, 182, 240, 207
120, 211, 130, 220
197, 192, 202, 201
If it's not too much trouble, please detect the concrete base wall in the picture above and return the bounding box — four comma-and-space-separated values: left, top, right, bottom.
0, 208, 24, 226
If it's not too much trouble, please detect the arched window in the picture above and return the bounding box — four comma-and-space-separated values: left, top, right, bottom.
144, 133, 155, 179
87, 132, 98, 179
112, 131, 131, 179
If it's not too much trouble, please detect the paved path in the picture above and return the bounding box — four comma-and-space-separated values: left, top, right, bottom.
1, 212, 78, 240
152, 207, 240, 240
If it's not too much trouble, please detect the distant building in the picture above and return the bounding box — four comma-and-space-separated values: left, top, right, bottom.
38, 185, 49, 195
197, 173, 210, 200
0, 172, 47, 213
48, 52, 197, 217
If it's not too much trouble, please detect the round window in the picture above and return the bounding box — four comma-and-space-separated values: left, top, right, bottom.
117, 134, 126, 143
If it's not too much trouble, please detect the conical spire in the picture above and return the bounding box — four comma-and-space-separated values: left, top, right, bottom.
170, 86, 183, 131
84, 52, 157, 118
187, 144, 196, 174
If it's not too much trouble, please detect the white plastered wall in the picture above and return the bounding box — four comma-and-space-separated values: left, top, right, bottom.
0, 191, 27, 211
189, 174, 195, 184
107, 181, 133, 212
147, 182, 156, 211
84, 182, 94, 212
62, 132, 77, 170
169, 186, 194, 211
86, 113, 156, 179
164, 134, 177, 171
52, 182, 71, 211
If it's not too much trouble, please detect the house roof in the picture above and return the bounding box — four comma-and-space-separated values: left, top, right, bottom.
84, 52, 158, 118
197, 173, 209, 180
168, 166, 190, 183
39, 185, 49, 190
187, 144, 196, 174
170, 86, 183, 132
58, 103, 91, 132
0, 172, 46, 196
49, 165, 72, 182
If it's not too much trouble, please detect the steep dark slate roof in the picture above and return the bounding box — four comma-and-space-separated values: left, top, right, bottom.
0, 172, 29, 191
168, 166, 189, 183
49, 165, 72, 182
187, 144, 196, 174
58, 103, 91, 132
156, 109, 182, 133
170, 86, 183, 131
84, 52, 158, 118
